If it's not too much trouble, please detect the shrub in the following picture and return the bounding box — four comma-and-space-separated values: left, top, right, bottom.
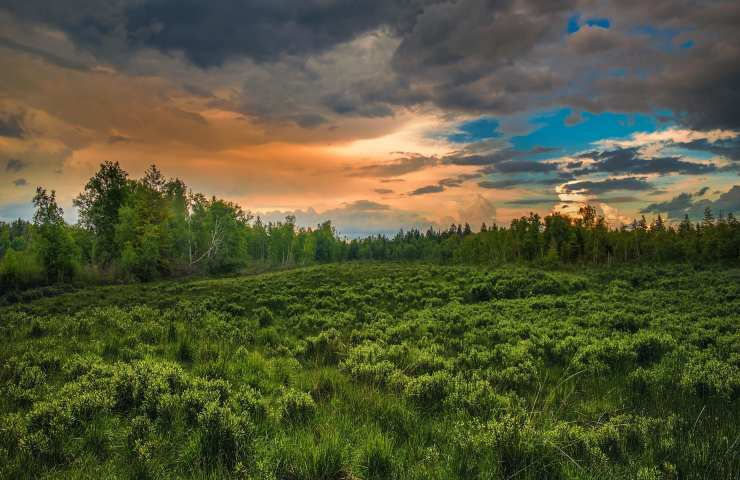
254, 306, 275, 327
176, 337, 194, 363
631, 332, 675, 365
445, 377, 514, 417
275, 388, 316, 423
681, 356, 739, 400
196, 402, 252, 468
273, 430, 351, 480
0, 249, 45, 290
403, 371, 452, 411
230, 385, 267, 420
302, 328, 345, 364
358, 431, 396, 479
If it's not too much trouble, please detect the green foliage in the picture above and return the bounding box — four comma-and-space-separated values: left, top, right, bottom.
5, 162, 739, 294
0, 248, 44, 289
275, 387, 316, 423
32, 187, 79, 283
1, 263, 738, 478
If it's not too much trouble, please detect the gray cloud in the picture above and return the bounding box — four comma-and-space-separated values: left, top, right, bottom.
477, 171, 573, 189
562, 177, 653, 194
409, 184, 445, 196
2, 0, 739, 131
351, 154, 439, 178
0, 111, 26, 138
406, 172, 484, 195
576, 148, 717, 175
2, 0, 425, 68
12, 178, 27, 186
674, 138, 740, 161
488, 160, 557, 174
5, 158, 27, 172
641, 185, 740, 219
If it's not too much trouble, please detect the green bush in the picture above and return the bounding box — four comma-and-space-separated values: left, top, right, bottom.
0, 249, 44, 289
275, 387, 316, 423
196, 402, 252, 468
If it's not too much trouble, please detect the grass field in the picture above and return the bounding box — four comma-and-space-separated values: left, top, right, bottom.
1, 263, 739, 479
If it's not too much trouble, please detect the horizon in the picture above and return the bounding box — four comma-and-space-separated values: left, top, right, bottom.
1, 1, 739, 236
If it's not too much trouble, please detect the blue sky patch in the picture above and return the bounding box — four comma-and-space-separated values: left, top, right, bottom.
510, 109, 661, 156
585, 18, 610, 29
567, 14, 581, 34
447, 117, 501, 143
568, 14, 611, 34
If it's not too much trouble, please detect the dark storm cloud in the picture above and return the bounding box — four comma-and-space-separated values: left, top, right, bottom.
0, 111, 26, 138
641, 185, 740, 219
389, 0, 740, 129
576, 148, 717, 175
562, 177, 653, 194
3, 0, 739, 130
1, 0, 426, 68
5, 158, 27, 172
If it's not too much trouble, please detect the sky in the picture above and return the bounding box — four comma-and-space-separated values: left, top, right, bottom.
0, 0, 738, 237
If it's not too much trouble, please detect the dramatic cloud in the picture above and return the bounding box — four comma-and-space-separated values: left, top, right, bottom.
0, 0, 738, 229
675, 138, 740, 161
4, 0, 738, 130
576, 148, 717, 175
562, 177, 653, 194
1, 0, 424, 68
641, 185, 740, 219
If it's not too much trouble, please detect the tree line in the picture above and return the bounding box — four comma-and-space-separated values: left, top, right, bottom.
1, 162, 739, 289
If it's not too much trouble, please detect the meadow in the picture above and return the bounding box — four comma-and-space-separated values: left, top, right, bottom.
1, 262, 738, 479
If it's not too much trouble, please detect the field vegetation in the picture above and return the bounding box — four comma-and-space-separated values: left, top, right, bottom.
1, 263, 738, 479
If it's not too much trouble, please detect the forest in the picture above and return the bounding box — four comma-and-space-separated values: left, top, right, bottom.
1, 162, 739, 291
